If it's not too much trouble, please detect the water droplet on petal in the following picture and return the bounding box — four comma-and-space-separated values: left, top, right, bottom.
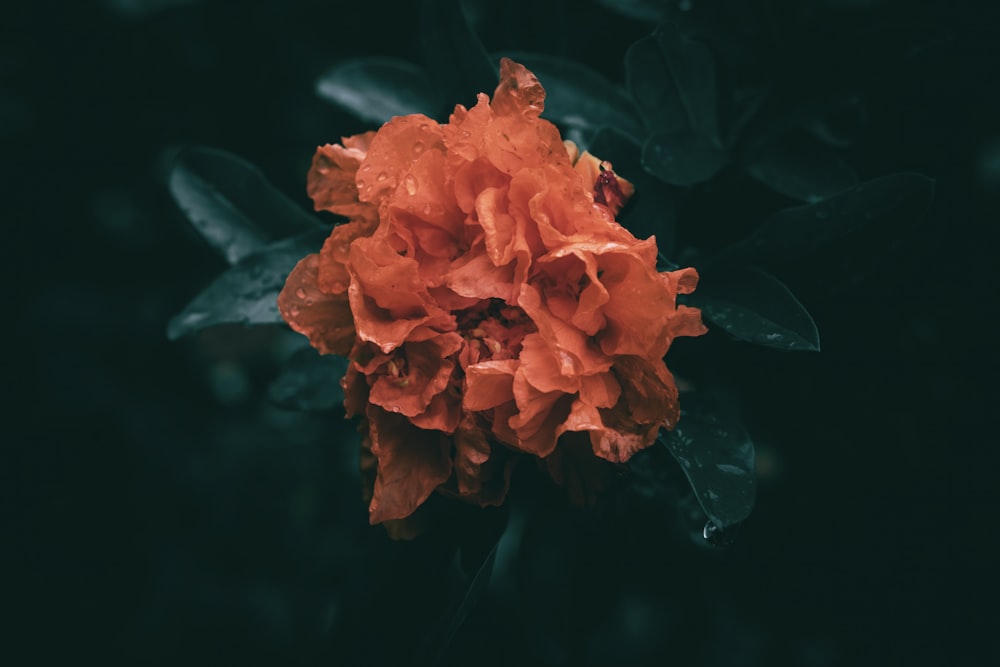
404, 175, 418, 195
422, 203, 432, 215
304, 297, 314, 306
295, 288, 306, 299
376, 171, 388, 182
413, 141, 425, 154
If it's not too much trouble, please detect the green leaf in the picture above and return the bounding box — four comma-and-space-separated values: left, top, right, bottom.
315, 57, 441, 125
660, 394, 756, 530
689, 264, 821, 351
587, 128, 677, 246
625, 23, 720, 137
493, 51, 644, 143
642, 129, 729, 186
625, 35, 688, 135
167, 229, 328, 340
420, 0, 497, 113
168, 146, 321, 265
595, 0, 669, 22
720, 173, 936, 263
745, 133, 859, 202
268, 347, 348, 411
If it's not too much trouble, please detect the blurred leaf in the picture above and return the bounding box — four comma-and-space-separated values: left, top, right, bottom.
167, 229, 328, 340
494, 51, 644, 143
431, 541, 500, 666
642, 129, 729, 186
720, 173, 935, 262
595, 0, 669, 22
420, 0, 497, 113
745, 134, 859, 202
653, 21, 720, 140
315, 57, 441, 125
660, 393, 756, 530
689, 264, 821, 351
168, 146, 321, 265
805, 95, 868, 149
268, 346, 348, 411
588, 127, 677, 246
625, 23, 720, 138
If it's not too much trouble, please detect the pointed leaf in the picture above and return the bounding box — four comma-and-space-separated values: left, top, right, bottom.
268, 347, 349, 411
420, 0, 497, 113
745, 133, 858, 202
689, 264, 821, 351
493, 51, 644, 143
168, 147, 321, 265
642, 129, 729, 186
315, 57, 441, 124
167, 229, 328, 340
660, 394, 756, 530
721, 173, 935, 263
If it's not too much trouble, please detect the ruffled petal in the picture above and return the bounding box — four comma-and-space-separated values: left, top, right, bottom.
367, 406, 453, 524
277, 254, 355, 355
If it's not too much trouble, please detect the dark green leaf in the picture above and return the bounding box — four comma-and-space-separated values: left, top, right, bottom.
167, 229, 328, 340
642, 129, 729, 186
660, 394, 756, 530
595, 0, 669, 22
431, 541, 499, 666
689, 264, 821, 351
268, 346, 348, 411
721, 173, 935, 263
420, 0, 497, 113
315, 57, 441, 124
168, 146, 321, 265
745, 134, 859, 202
587, 127, 677, 247
653, 22, 719, 140
493, 51, 644, 143
626, 35, 686, 135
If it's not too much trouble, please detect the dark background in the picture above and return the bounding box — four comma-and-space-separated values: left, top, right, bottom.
4, 0, 998, 665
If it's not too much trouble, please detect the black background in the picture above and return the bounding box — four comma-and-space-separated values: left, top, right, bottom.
4, 0, 999, 665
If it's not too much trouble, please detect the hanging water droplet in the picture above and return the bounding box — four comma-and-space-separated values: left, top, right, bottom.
703, 521, 739, 547
404, 175, 418, 195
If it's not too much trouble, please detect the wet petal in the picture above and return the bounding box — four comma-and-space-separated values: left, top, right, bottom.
278, 254, 355, 355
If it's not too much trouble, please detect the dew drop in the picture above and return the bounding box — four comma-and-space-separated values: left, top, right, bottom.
304, 297, 314, 306
389, 405, 401, 413
289, 306, 301, 317
703, 521, 739, 547
404, 175, 418, 195
413, 141, 425, 154
376, 171, 388, 182
295, 288, 307, 299
422, 203, 432, 215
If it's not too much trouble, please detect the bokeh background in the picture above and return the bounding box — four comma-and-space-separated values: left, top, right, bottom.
5, 0, 999, 665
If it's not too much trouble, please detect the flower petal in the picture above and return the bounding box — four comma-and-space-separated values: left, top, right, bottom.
367, 406, 452, 524
277, 254, 355, 355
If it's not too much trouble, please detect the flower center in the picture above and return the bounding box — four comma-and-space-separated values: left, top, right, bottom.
455, 299, 536, 367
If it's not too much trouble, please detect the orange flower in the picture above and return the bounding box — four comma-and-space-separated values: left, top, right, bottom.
279, 58, 707, 527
